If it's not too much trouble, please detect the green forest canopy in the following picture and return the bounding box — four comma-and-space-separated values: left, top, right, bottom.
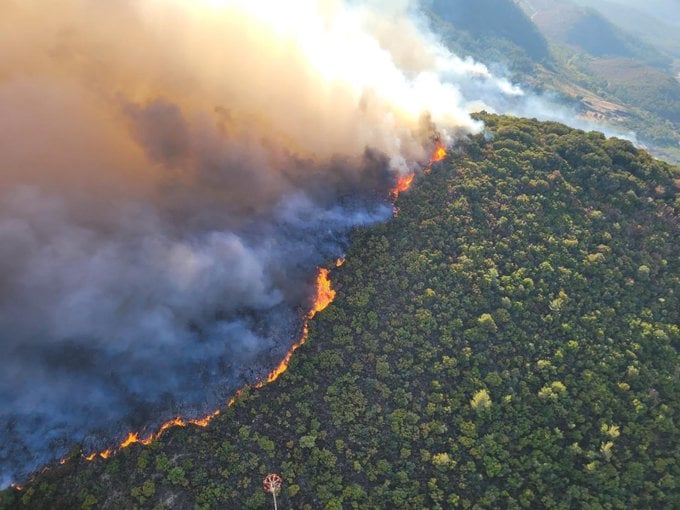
3, 115, 679, 509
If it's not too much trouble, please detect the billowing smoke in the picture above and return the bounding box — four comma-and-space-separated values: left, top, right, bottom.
0, 0, 520, 485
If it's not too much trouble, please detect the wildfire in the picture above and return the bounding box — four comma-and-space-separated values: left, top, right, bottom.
390, 142, 447, 198
256, 266, 336, 387
430, 141, 447, 164
391, 173, 415, 199
77, 267, 337, 465
308, 268, 336, 319
19, 145, 448, 482
21, 140, 446, 482
81, 409, 225, 461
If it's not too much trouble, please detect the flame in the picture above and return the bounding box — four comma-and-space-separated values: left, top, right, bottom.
11, 483, 24, 491
189, 410, 221, 428
120, 432, 154, 448
430, 141, 447, 163
78, 266, 337, 465
391, 173, 415, 199
308, 268, 336, 319
256, 267, 336, 387
82, 410, 224, 461
227, 388, 243, 407
335, 257, 345, 267
256, 324, 308, 388
159, 417, 187, 433
390, 142, 447, 198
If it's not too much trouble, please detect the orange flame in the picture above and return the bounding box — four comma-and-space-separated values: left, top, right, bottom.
78, 267, 337, 465
256, 267, 336, 387
159, 417, 187, 433
391, 173, 415, 199
82, 409, 225, 461
430, 142, 447, 164
189, 410, 221, 428
256, 324, 308, 388
11, 483, 24, 491
390, 142, 447, 198
120, 432, 154, 448
227, 388, 243, 407
308, 268, 335, 319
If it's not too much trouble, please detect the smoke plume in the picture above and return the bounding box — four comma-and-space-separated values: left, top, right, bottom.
0, 0, 520, 485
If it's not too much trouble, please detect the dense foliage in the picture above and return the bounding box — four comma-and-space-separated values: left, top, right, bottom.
3, 115, 679, 509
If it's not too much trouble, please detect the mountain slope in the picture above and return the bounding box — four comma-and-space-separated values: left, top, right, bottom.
512, 0, 680, 163
426, 0, 552, 73
427, 0, 680, 164
569, 0, 680, 61
3, 116, 679, 509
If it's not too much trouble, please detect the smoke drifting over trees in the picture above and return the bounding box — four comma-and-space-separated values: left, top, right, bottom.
0, 0, 521, 484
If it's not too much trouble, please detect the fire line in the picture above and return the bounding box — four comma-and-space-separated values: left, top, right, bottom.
391, 141, 447, 199
18, 143, 446, 483
72, 267, 337, 465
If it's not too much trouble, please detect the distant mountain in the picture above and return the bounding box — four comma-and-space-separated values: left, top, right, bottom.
429, 0, 680, 164
430, 0, 550, 61
570, 0, 680, 60
425, 0, 552, 73
527, 1, 669, 66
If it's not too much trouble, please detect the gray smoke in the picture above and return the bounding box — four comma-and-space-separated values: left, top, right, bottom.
0, 0, 525, 485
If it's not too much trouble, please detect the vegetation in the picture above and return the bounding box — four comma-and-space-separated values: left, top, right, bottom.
429, 0, 680, 164
426, 0, 552, 75
2, 115, 679, 509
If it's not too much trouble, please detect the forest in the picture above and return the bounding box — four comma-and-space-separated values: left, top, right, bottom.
2, 115, 678, 509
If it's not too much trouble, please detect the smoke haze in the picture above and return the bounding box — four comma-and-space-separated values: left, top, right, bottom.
0, 0, 522, 485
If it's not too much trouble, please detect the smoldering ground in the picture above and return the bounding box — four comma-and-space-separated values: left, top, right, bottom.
0, 0, 523, 484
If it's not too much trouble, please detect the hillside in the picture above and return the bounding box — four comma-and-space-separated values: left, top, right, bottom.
429, 0, 680, 164
425, 0, 551, 73
3, 115, 678, 509
569, 0, 680, 61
